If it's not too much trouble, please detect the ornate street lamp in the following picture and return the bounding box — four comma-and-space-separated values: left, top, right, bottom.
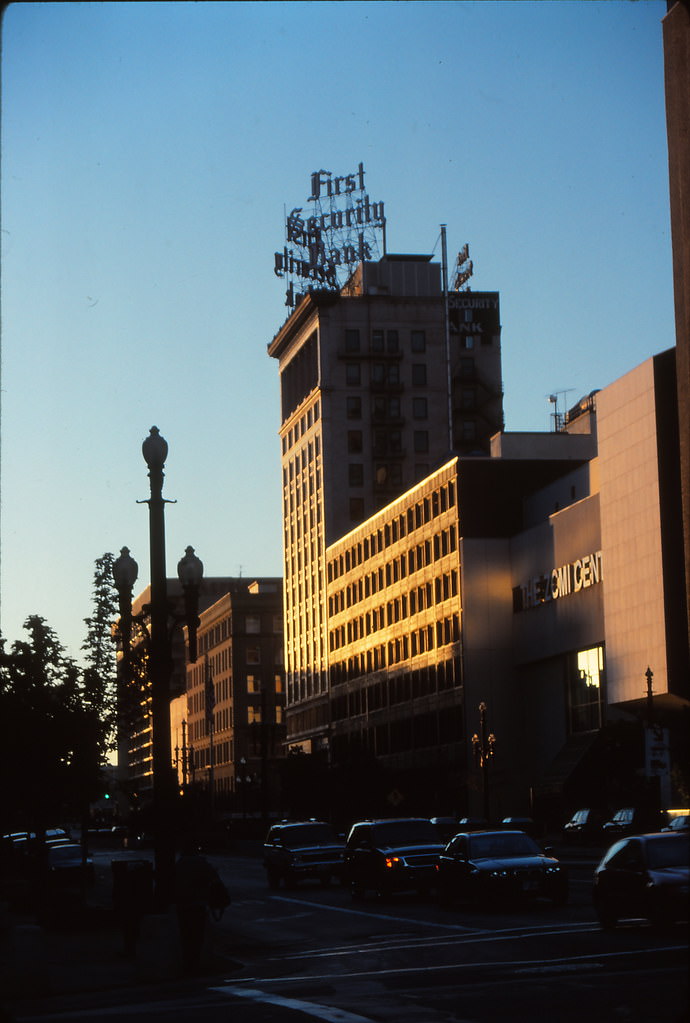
114, 427, 203, 910
471, 702, 497, 823
112, 547, 139, 655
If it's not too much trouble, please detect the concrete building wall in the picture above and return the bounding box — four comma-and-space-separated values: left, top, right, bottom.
597, 357, 669, 702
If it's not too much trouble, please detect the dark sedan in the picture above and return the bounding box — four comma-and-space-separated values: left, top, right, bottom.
436, 830, 568, 908
592, 831, 689, 929
344, 818, 444, 899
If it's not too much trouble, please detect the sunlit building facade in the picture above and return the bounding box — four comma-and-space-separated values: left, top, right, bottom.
268, 256, 503, 754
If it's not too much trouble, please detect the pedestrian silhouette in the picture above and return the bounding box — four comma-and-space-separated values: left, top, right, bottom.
174, 837, 229, 974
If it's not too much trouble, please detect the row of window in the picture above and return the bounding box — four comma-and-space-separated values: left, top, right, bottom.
330, 571, 459, 644
346, 395, 430, 420
331, 657, 462, 724
330, 538, 458, 617
331, 702, 463, 757
344, 328, 427, 355
328, 478, 457, 582
330, 613, 461, 684
345, 428, 430, 456
345, 362, 429, 387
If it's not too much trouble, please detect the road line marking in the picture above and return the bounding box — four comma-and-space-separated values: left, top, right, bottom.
224, 943, 688, 987
271, 895, 477, 932
211, 985, 376, 1022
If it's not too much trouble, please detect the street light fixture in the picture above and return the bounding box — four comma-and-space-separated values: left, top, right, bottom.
471, 701, 496, 823
114, 426, 203, 910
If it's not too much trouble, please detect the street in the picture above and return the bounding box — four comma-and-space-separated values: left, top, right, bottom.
13, 844, 686, 1023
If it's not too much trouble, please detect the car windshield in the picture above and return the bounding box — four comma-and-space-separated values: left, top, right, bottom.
280, 825, 337, 847
645, 836, 689, 869
469, 833, 540, 860
371, 821, 440, 846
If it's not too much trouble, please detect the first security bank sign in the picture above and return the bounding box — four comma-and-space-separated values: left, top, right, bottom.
514, 551, 603, 612
274, 162, 385, 306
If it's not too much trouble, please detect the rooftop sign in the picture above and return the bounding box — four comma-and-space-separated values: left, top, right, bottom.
274, 162, 386, 308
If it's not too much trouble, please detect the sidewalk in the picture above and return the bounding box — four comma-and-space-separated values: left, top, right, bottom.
0, 859, 243, 1016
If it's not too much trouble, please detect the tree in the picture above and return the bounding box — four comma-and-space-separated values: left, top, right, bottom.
81, 552, 118, 760
0, 616, 85, 831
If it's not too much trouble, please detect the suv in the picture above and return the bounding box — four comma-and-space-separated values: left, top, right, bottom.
344, 818, 445, 899
263, 821, 345, 889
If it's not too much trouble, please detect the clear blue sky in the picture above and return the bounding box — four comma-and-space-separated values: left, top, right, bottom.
1, 0, 674, 662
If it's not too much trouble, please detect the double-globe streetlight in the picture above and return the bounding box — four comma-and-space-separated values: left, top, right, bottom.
112, 426, 203, 909
471, 701, 497, 823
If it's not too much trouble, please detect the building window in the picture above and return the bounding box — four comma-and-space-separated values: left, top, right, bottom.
347, 430, 363, 453
460, 420, 476, 441
460, 387, 475, 410
569, 647, 604, 733
373, 396, 386, 420
387, 363, 400, 385
459, 357, 474, 378
246, 647, 260, 665
411, 330, 426, 352
462, 336, 475, 349
346, 363, 361, 385
413, 397, 428, 419
349, 463, 364, 486
412, 364, 427, 386
387, 330, 399, 352
345, 329, 360, 352
246, 615, 260, 634
371, 329, 384, 352
349, 497, 364, 521
372, 363, 385, 384
347, 396, 362, 418
414, 431, 429, 453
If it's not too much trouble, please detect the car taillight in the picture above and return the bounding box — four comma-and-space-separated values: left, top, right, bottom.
385, 856, 401, 869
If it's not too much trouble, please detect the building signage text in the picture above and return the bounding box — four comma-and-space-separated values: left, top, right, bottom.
513, 551, 603, 612
274, 163, 386, 307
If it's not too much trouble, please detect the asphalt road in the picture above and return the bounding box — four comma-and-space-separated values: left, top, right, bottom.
11, 847, 689, 1023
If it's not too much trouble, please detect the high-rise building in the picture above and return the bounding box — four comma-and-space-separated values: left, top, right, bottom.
268, 256, 503, 753
179, 578, 285, 813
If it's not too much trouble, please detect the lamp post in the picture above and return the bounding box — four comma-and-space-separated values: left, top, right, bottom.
471, 702, 496, 823
114, 426, 203, 910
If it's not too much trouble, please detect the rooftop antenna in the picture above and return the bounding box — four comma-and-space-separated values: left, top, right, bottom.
548, 390, 573, 432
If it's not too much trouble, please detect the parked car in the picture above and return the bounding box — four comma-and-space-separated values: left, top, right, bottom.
499, 816, 539, 838
592, 831, 689, 929
663, 814, 689, 833
457, 817, 488, 832
562, 808, 604, 843
344, 818, 444, 899
436, 829, 568, 908
430, 817, 460, 844
602, 807, 666, 837
263, 820, 345, 889
46, 843, 95, 886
